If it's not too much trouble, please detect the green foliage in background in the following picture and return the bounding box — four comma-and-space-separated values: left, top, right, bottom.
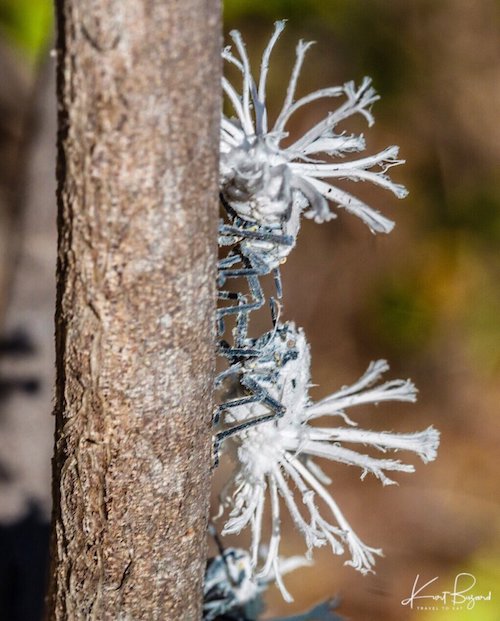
364, 274, 437, 356
421, 553, 500, 621
0, 0, 52, 61
224, 0, 410, 99
462, 251, 500, 373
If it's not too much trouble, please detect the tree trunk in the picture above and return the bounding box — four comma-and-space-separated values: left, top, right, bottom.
46, 1, 221, 619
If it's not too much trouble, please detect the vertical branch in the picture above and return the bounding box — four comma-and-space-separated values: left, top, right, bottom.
47, 0, 221, 619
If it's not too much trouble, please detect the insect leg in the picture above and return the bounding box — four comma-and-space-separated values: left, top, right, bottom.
220, 224, 293, 246
214, 376, 286, 463
273, 267, 283, 299
217, 290, 247, 335
218, 254, 242, 270
216, 284, 264, 322
217, 250, 268, 323
217, 344, 261, 362
232, 301, 250, 348
213, 390, 263, 429
218, 265, 260, 279
215, 361, 242, 388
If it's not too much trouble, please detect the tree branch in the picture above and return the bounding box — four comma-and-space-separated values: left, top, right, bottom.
46, 0, 221, 618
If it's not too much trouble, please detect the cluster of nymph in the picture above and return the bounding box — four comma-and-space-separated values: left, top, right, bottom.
204, 21, 440, 621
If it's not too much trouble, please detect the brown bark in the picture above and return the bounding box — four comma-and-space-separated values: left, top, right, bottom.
46, 1, 221, 619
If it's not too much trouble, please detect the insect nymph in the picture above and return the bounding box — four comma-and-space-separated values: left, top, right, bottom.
203, 531, 343, 620
218, 21, 407, 332
212, 20, 440, 606
204, 546, 262, 621
218, 325, 439, 585
214, 321, 300, 463
217, 193, 298, 335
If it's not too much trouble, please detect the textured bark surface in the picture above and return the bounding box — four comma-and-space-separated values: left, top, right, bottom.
46, 1, 221, 619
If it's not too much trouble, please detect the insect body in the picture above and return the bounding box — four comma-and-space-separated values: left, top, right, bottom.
217, 194, 304, 337
203, 546, 343, 621
214, 322, 300, 463
218, 20, 408, 337
204, 547, 263, 621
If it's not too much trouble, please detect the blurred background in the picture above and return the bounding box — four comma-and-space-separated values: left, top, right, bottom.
0, 1, 499, 620
0, 0, 54, 619
215, 1, 500, 620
